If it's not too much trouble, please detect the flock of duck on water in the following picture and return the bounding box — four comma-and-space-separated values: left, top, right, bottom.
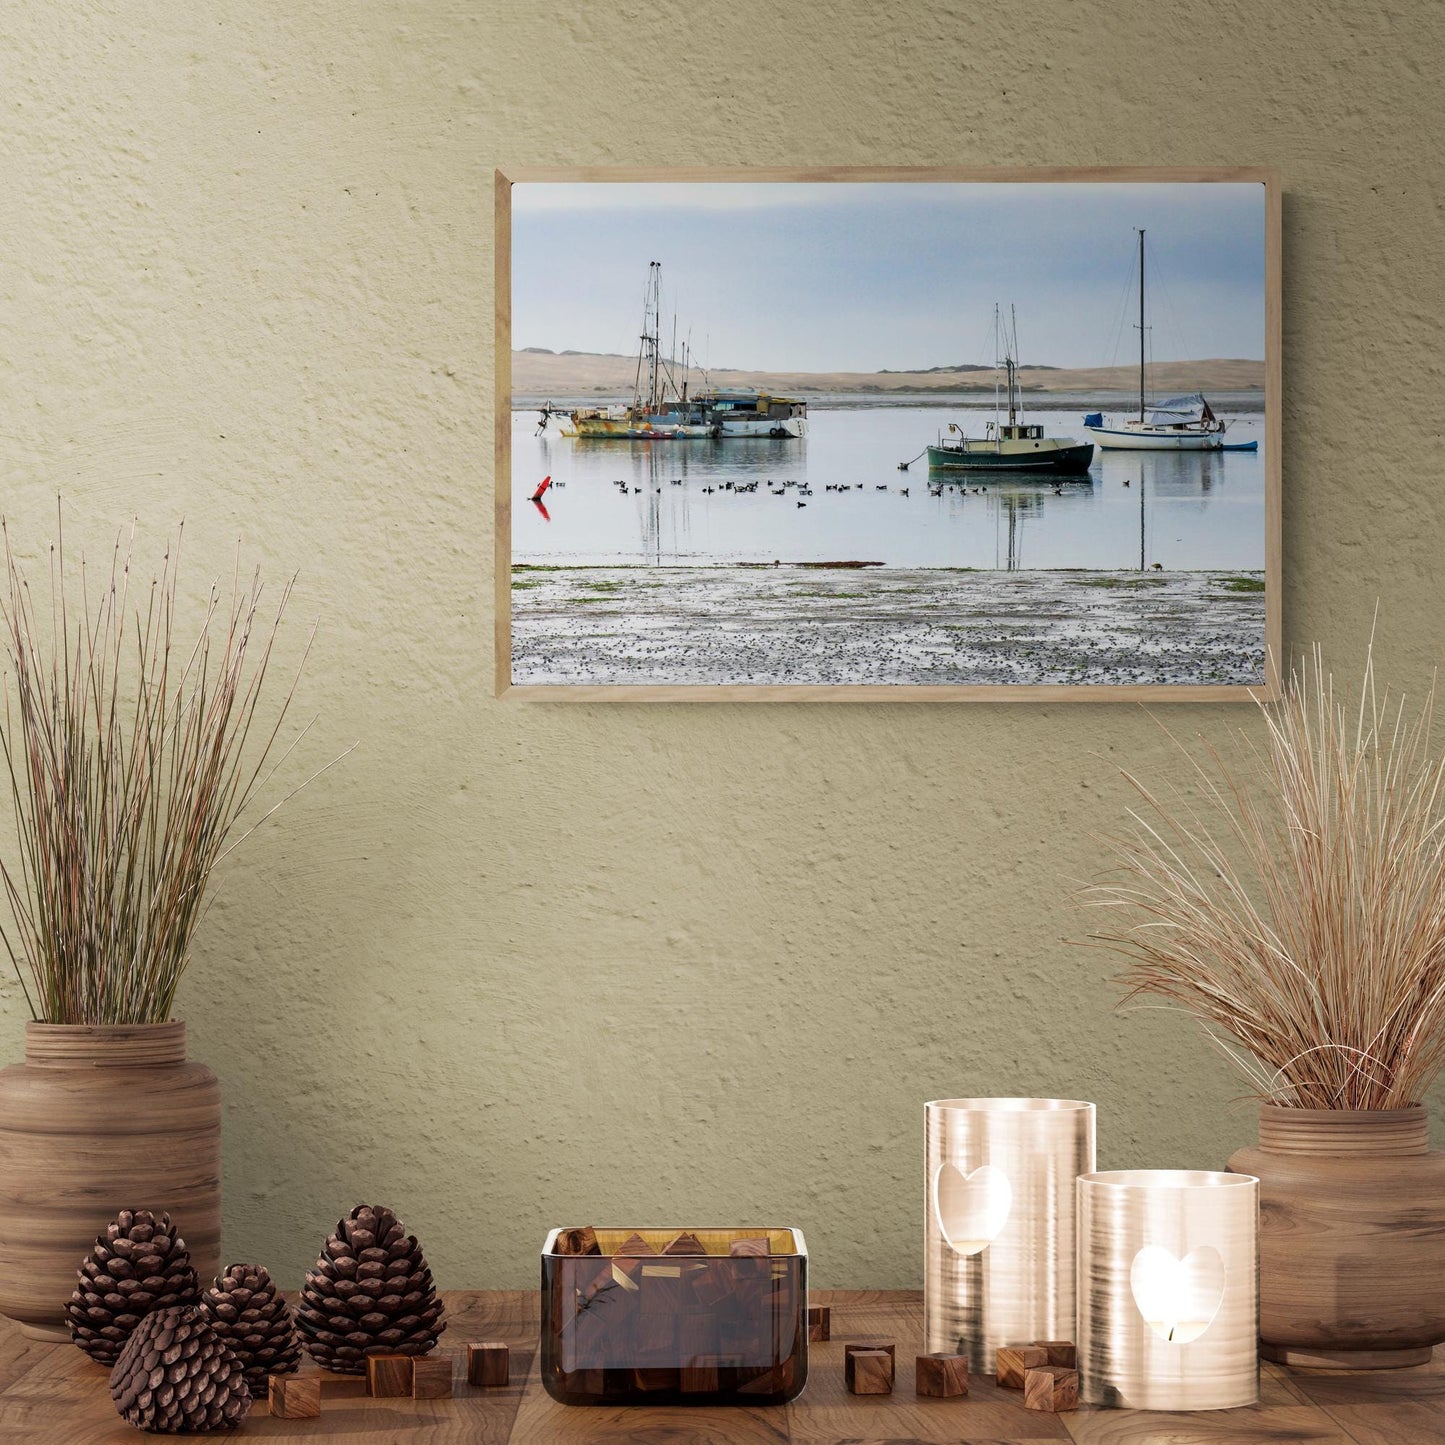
602, 476, 1092, 505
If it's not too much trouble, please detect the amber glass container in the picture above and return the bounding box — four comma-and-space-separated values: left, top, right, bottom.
540, 1227, 808, 1406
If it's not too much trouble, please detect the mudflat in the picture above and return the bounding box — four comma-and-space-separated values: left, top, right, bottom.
510, 566, 1267, 687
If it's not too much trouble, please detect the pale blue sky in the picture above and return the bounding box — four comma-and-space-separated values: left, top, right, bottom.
511, 181, 1266, 372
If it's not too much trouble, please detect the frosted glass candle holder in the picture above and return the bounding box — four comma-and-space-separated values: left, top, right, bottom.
924, 1097, 1096, 1372
1078, 1169, 1259, 1411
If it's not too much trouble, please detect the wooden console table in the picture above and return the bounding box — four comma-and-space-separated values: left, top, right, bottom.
0, 1289, 1436, 1442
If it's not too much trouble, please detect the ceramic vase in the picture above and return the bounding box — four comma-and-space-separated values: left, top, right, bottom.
1228, 1103, 1445, 1369
0, 1021, 221, 1339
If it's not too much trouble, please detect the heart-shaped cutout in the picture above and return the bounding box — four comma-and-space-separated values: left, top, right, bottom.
1129, 1243, 1225, 1344
932, 1162, 1012, 1256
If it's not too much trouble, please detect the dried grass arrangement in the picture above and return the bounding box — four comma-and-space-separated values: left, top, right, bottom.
1085, 644, 1445, 1110
0, 520, 309, 1024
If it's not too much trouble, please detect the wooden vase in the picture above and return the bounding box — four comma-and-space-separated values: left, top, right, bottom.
1228, 1103, 1445, 1369
0, 1021, 221, 1340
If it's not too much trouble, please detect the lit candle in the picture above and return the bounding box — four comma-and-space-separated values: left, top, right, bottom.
1078, 1169, 1258, 1411
1128, 1242, 1225, 1344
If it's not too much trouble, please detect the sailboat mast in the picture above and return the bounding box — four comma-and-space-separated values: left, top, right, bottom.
1137, 229, 1146, 424
644, 261, 661, 413
632, 271, 647, 409
992, 304, 1001, 431
1009, 303, 1020, 428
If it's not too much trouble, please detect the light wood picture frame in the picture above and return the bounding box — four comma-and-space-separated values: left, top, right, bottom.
495, 167, 1281, 702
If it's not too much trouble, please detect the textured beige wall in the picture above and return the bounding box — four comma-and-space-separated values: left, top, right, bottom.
0, 0, 1442, 1290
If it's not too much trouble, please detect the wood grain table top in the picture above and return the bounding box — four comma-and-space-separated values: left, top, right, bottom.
0, 1288, 1440, 1443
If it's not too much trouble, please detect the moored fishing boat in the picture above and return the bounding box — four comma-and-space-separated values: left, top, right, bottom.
928, 422, 1095, 475
564, 406, 717, 440
692, 389, 807, 438
563, 262, 719, 440
565, 383, 805, 442
550, 264, 806, 441
927, 307, 1094, 476
1082, 231, 1230, 452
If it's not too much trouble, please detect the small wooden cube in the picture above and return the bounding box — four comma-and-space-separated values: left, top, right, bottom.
633, 1311, 680, 1362
848, 1348, 893, 1395
412, 1355, 453, 1399
366, 1354, 413, 1397
615, 1232, 657, 1256
807, 1305, 831, 1342
663, 1230, 706, 1256
268, 1373, 320, 1418
555, 1226, 601, 1256
580, 1257, 617, 1305
611, 1255, 646, 1291
728, 1236, 770, 1256
611, 1234, 655, 1291
466, 1341, 510, 1388
639, 1261, 687, 1314
996, 1344, 1048, 1390
915, 1351, 969, 1398
689, 1268, 731, 1309
736, 1362, 789, 1397
844, 1341, 895, 1388
1024, 1365, 1079, 1413
1031, 1339, 1077, 1368
680, 1354, 722, 1393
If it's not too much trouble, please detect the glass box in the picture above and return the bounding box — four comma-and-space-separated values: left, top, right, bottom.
540, 1226, 808, 1405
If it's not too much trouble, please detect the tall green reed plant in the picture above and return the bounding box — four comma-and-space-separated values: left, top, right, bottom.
1084, 645, 1445, 1110
0, 519, 309, 1024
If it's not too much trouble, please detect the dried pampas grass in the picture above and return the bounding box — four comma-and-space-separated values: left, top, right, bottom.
0, 515, 313, 1024
1084, 642, 1445, 1109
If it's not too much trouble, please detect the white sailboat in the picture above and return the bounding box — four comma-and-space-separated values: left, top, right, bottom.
1083, 231, 1229, 452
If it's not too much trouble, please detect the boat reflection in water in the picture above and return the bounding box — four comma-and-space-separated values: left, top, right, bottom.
929, 474, 1096, 571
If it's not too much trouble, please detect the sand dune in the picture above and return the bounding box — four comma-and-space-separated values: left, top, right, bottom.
512, 349, 1264, 400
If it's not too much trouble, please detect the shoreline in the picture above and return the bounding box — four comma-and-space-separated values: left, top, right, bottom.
512, 352, 1266, 402
510, 566, 1267, 687
513, 392, 1267, 414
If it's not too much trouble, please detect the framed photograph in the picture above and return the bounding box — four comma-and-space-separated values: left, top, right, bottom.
495, 167, 1280, 702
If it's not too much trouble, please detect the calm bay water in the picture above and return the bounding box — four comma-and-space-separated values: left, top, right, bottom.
512, 403, 1266, 571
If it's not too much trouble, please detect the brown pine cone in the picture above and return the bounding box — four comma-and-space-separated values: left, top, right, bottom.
295, 1203, 445, 1373
67, 1210, 201, 1368
108, 1305, 251, 1433
197, 1263, 301, 1394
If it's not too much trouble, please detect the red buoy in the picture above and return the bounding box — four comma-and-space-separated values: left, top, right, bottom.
530, 475, 552, 502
